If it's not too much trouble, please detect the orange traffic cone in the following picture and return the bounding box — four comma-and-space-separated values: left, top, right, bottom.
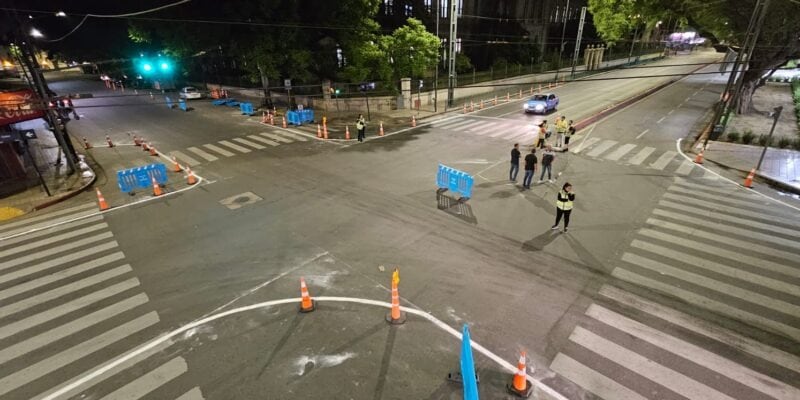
694, 150, 704, 164
493, 95, 498, 105
299, 277, 315, 312
507, 351, 533, 397
743, 168, 756, 188
386, 268, 406, 324
411, 116, 417, 127
463, 103, 467, 114
269, 114, 275, 125
518, 89, 522, 99
530, 85, 533, 94
323, 125, 329, 139
106, 135, 114, 148
186, 167, 198, 185
479, 100, 484, 110
133, 135, 141, 146
142, 141, 149, 151
95, 188, 109, 211
83, 137, 92, 149
282, 116, 287, 129
345, 125, 351, 140
538, 84, 542, 92
172, 156, 182, 172
317, 124, 322, 138
261, 111, 267, 124
379, 122, 385, 136
470, 101, 474, 112
149, 145, 157, 156
151, 176, 162, 196
506, 92, 510, 102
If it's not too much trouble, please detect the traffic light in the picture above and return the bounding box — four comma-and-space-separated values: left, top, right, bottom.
142, 63, 152, 72
160, 62, 170, 71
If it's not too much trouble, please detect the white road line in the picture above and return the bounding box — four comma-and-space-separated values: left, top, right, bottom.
0, 203, 95, 234
675, 160, 695, 175
569, 327, 737, 400
0, 244, 121, 286
702, 168, 719, 180
0, 207, 98, 239
0, 222, 108, 258
435, 120, 475, 130
0, 265, 132, 319
652, 208, 800, 250
668, 185, 770, 209
657, 116, 666, 124
658, 199, 800, 238
0, 232, 114, 272
456, 121, 486, 131
621, 252, 800, 323
218, 140, 251, 153
261, 132, 293, 143
0, 215, 103, 248
232, 137, 265, 150
0, 312, 159, 397
587, 304, 800, 400
488, 124, 520, 138
604, 143, 637, 161
574, 137, 601, 154
673, 178, 762, 200
649, 151, 676, 170
247, 135, 279, 147
0, 294, 149, 366
634, 129, 650, 139
662, 191, 800, 229
586, 140, 618, 158
628, 147, 656, 165
0, 278, 140, 341
599, 285, 800, 374
202, 144, 235, 157
631, 239, 799, 296
667, 109, 675, 115
550, 353, 648, 400
99, 356, 187, 400
276, 131, 308, 142
169, 151, 200, 167
175, 387, 205, 400
573, 124, 598, 153
613, 267, 800, 341
186, 147, 218, 162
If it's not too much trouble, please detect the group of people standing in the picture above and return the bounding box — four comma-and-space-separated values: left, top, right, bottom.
509, 114, 576, 232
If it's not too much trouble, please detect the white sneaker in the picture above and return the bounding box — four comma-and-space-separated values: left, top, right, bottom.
551, 225, 559, 230
549, 179, 554, 183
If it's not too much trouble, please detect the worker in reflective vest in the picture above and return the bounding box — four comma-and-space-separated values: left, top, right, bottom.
551, 182, 575, 232
555, 115, 568, 147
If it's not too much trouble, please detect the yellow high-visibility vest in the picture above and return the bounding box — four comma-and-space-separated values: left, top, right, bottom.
556, 190, 574, 210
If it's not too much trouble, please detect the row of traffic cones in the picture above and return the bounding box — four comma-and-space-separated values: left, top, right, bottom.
695, 148, 757, 188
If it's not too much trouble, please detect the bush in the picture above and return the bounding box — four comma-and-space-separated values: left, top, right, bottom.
757, 134, 773, 146
741, 130, 755, 144
777, 137, 791, 148
726, 131, 740, 143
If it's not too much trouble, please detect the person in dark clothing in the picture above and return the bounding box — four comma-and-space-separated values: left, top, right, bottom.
564, 120, 575, 151
510, 143, 521, 181
539, 144, 555, 183
551, 182, 575, 232
356, 114, 367, 142
536, 122, 547, 149
523, 148, 537, 189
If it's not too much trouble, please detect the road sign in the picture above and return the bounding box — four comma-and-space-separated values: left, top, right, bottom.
284, 79, 292, 90
0, 129, 36, 144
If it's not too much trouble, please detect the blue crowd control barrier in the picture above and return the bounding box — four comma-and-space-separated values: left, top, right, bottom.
165, 96, 174, 109
460, 325, 479, 400
436, 164, 474, 199
286, 109, 315, 125
178, 99, 188, 111
117, 163, 168, 194
240, 102, 254, 116
225, 100, 240, 107
211, 99, 230, 106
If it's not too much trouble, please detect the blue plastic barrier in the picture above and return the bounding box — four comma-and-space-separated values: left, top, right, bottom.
178, 99, 188, 111
436, 164, 474, 199
460, 325, 479, 400
211, 99, 231, 106
286, 109, 315, 125
225, 100, 240, 107
117, 163, 168, 194
165, 96, 173, 109
240, 102, 254, 115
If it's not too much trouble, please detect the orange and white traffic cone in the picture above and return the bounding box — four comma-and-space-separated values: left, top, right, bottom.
317, 124, 323, 138
269, 114, 275, 125
95, 188, 110, 211
282, 116, 287, 129
83, 137, 92, 149
694, 150, 704, 164
133, 135, 141, 146
506, 92, 510, 102
470, 101, 474, 112
345, 125, 351, 140
299, 277, 315, 313
507, 351, 533, 397
149, 145, 157, 156
386, 268, 405, 324
463, 103, 467, 114
379, 122, 385, 136
172, 156, 182, 172
411, 115, 417, 127
743, 168, 756, 188
494, 95, 498, 105
538, 84, 542, 92
519, 89, 522, 99
151, 176, 162, 196
261, 111, 267, 124
106, 135, 114, 148
479, 100, 484, 110
323, 125, 329, 139
186, 167, 198, 185
142, 140, 149, 151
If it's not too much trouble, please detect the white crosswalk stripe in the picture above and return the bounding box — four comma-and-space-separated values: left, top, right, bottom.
628, 146, 656, 165
574, 137, 601, 154
232, 137, 266, 150
604, 143, 637, 161
218, 140, 251, 153
550, 178, 800, 400
649, 150, 677, 170
202, 143, 235, 157
261, 132, 293, 143
187, 146, 219, 162
675, 160, 696, 175
277, 130, 309, 141
247, 134, 280, 147
169, 151, 200, 167
0, 205, 200, 400
586, 140, 618, 157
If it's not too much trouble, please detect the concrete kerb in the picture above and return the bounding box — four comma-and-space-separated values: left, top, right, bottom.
31, 165, 97, 212
39, 295, 569, 400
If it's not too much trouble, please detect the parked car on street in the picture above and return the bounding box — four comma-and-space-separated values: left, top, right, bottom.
524, 93, 559, 114
179, 86, 203, 100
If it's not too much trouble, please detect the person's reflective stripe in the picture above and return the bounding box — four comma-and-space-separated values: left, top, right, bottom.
556, 191, 574, 210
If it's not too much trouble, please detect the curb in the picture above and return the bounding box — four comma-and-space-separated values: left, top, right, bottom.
700, 153, 800, 195
31, 165, 97, 212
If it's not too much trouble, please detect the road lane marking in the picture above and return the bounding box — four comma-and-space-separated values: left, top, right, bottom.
232, 137, 265, 150
675, 160, 695, 175
604, 143, 637, 161
550, 353, 648, 400
573, 124, 598, 153
658, 199, 800, 239
0, 205, 97, 239
202, 144, 235, 157
628, 147, 656, 165
276, 131, 308, 142
169, 151, 200, 167
218, 140, 251, 153
0, 232, 114, 272
648, 151, 676, 170
634, 129, 650, 139
668, 185, 763, 206
247, 135, 279, 147
668, 109, 675, 115
175, 387, 205, 400
656, 116, 666, 123
586, 140, 618, 158
672, 178, 761, 200
661, 192, 800, 230
0, 203, 95, 234
0, 245, 122, 286
187, 147, 218, 162
99, 357, 187, 400
261, 132, 293, 143
0, 222, 108, 259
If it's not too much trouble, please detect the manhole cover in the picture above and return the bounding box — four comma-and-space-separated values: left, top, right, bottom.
219, 192, 263, 210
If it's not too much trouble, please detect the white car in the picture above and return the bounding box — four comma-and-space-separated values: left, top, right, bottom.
179, 86, 203, 100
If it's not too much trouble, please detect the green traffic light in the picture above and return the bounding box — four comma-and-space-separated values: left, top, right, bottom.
160, 62, 169, 70
335, 89, 340, 94
142, 63, 152, 72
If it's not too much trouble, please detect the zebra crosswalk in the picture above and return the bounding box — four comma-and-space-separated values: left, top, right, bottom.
0, 203, 203, 400
550, 177, 800, 400
169, 129, 312, 168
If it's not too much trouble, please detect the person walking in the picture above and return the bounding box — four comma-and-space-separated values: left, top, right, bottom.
551, 183, 575, 232
536, 122, 547, 149
356, 114, 367, 142
564, 120, 575, 151
539, 145, 555, 183
555, 115, 568, 148
523, 148, 537, 189
510, 143, 521, 182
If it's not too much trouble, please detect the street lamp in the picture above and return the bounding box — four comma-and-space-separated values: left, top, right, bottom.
29, 28, 44, 38
55, 11, 67, 17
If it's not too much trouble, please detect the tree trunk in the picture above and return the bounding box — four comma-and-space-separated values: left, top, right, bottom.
735, 78, 757, 115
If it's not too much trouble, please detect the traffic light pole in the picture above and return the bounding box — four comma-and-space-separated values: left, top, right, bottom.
570, 7, 587, 79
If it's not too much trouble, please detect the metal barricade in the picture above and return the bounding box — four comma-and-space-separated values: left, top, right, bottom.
286, 109, 315, 125
436, 164, 474, 199
240, 102, 254, 116
117, 163, 168, 194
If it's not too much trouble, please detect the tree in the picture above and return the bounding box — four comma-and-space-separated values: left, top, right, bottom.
384, 18, 440, 80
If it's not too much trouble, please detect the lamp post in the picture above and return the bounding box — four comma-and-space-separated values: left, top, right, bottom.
555, 0, 569, 82
755, 106, 782, 171
627, 15, 640, 65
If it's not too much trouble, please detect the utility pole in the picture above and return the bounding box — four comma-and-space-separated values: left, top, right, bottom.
434, 0, 440, 113
555, 0, 569, 82
627, 23, 639, 65
446, 0, 458, 108
727, 0, 771, 124
756, 106, 782, 171
570, 7, 586, 79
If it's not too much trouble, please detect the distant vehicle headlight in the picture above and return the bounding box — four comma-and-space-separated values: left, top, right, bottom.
535, 104, 544, 110
523, 104, 529, 109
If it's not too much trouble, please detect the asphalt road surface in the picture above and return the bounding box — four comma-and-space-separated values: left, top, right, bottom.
2, 50, 799, 400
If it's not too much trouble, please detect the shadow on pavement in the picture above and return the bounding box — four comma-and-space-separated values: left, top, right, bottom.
521, 229, 560, 252
436, 190, 477, 224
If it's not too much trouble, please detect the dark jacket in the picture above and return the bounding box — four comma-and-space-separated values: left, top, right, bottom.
511, 148, 521, 164
524, 154, 537, 170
